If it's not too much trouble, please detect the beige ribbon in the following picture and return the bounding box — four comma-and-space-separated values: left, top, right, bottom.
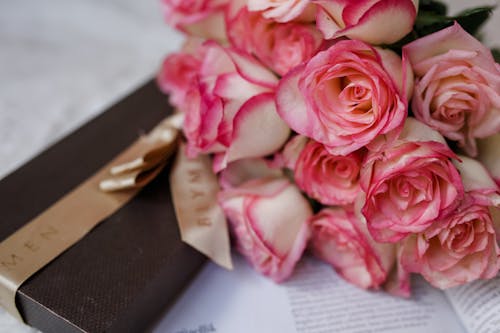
0, 113, 233, 322
170, 143, 233, 270
99, 114, 182, 192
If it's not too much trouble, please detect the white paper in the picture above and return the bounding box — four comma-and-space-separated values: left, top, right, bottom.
446, 276, 500, 333
153, 255, 466, 333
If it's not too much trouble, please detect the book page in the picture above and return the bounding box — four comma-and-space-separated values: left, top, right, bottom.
153, 255, 466, 333
445, 276, 500, 333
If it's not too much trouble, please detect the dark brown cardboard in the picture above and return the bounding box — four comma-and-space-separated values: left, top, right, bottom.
0, 80, 206, 332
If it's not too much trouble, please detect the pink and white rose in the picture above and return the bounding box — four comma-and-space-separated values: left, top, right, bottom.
277, 40, 410, 156
227, 7, 323, 76
157, 41, 204, 108
247, 0, 314, 23
170, 42, 289, 170
219, 176, 312, 282
314, 0, 419, 45
310, 207, 395, 289
404, 23, 500, 157
400, 158, 500, 289
283, 136, 364, 205
161, 0, 229, 40
360, 118, 464, 243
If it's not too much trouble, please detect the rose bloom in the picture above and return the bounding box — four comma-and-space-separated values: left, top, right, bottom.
247, 0, 314, 23
360, 118, 464, 243
219, 177, 312, 282
314, 0, 418, 45
227, 7, 323, 76
277, 39, 410, 156
405, 23, 500, 157
401, 201, 499, 289
167, 42, 289, 170
161, 0, 228, 39
282, 136, 364, 205
157, 41, 204, 108
400, 155, 500, 289
310, 207, 395, 289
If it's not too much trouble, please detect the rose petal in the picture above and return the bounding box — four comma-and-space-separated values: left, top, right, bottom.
219, 93, 291, 170
453, 156, 499, 193
276, 64, 314, 135
333, 0, 416, 44
404, 22, 497, 73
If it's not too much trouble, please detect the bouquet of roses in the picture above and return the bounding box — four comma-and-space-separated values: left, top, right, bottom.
157, 0, 500, 296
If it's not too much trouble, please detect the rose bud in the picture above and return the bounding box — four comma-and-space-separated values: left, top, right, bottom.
168, 41, 289, 170
360, 118, 464, 243
314, 0, 419, 45
277, 39, 411, 156
310, 207, 395, 289
404, 23, 500, 157
219, 176, 312, 282
227, 7, 322, 76
161, 0, 229, 40
400, 183, 500, 289
247, 0, 315, 23
282, 136, 364, 205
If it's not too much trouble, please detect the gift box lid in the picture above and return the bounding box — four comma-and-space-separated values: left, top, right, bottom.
0, 80, 206, 333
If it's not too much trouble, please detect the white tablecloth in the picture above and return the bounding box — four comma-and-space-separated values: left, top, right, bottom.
0, 1, 498, 332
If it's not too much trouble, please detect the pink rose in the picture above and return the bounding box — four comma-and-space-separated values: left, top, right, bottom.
310, 207, 395, 289
247, 0, 314, 23
162, 0, 229, 39
157, 48, 203, 108
277, 40, 410, 155
401, 201, 499, 289
177, 42, 290, 170
227, 7, 323, 76
360, 118, 464, 243
314, 0, 418, 45
283, 136, 364, 205
400, 157, 500, 289
404, 23, 500, 157
219, 176, 312, 282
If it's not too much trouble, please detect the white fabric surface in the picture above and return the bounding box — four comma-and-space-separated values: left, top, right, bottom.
0, 0, 498, 332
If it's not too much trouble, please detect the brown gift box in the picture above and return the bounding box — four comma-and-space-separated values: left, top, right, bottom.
0, 81, 206, 332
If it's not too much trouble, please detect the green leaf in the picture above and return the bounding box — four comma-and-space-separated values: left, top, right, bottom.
414, 14, 453, 37
413, 6, 495, 39
385, 4, 496, 52
492, 48, 500, 63
419, 0, 448, 16
415, 12, 450, 26
454, 6, 495, 36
